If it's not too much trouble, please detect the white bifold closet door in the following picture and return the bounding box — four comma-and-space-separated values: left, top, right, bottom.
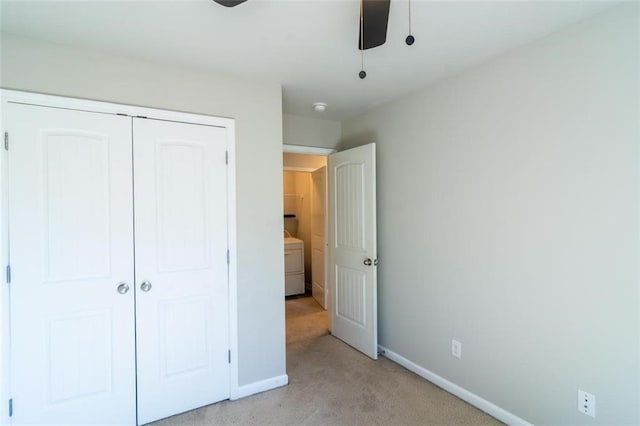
133, 118, 230, 425
8, 102, 230, 425
8, 103, 137, 425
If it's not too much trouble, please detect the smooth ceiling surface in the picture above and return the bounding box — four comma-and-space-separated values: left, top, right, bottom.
1, 0, 616, 120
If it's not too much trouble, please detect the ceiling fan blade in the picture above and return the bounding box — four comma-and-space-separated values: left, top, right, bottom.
358, 0, 391, 50
213, 0, 248, 7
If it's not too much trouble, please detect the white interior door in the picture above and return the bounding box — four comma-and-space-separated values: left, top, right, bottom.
8, 103, 136, 424
328, 143, 377, 360
311, 166, 327, 309
133, 118, 230, 424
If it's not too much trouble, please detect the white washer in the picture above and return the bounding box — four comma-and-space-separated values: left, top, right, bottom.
284, 237, 305, 296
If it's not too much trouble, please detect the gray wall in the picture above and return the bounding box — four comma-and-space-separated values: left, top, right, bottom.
283, 113, 341, 149
341, 4, 639, 424
0, 35, 286, 390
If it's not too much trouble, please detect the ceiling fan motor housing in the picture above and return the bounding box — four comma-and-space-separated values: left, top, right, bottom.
358, 0, 391, 50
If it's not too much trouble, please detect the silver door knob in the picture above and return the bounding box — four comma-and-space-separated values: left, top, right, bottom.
140, 281, 152, 292
364, 258, 373, 266
117, 283, 130, 294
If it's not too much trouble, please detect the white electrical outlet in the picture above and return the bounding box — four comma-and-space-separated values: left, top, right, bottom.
451, 339, 462, 359
578, 389, 595, 418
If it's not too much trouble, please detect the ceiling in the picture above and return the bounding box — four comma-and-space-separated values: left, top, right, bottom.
1, 0, 616, 121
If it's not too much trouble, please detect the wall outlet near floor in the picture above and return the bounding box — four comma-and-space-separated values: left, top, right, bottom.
451, 339, 462, 359
578, 389, 595, 418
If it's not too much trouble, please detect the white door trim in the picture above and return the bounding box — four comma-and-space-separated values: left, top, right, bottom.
1, 89, 232, 128
0, 89, 239, 418
0, 92, 8, 426
283, 144, 336, 156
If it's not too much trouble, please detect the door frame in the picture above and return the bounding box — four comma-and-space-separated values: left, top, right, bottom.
0, 90, 239, 421
283, 144, 335, 156
282, 145, 334, 308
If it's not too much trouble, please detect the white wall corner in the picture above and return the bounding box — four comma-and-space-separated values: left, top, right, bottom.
378, 346, 532, 426
232, 374, 289, 400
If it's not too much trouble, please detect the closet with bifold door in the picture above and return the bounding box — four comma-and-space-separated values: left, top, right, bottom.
6, 95, 233, 425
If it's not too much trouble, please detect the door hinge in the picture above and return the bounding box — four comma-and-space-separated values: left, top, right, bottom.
6, 265, 11, 284
228, 350, 231, 364
4, 132, 8, 151
8, 398, 13, 417
225, 151, 228, 165
226, 250, 230, 265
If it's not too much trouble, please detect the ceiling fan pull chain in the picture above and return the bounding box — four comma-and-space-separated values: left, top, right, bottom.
359, 0, 367, 79
406, 0, 415, 46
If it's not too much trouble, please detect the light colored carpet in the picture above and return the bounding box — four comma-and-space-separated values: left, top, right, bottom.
150, 296, 502, 426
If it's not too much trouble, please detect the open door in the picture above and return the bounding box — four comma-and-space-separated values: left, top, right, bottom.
328, 143, 377, 360
311, 166, 328, 309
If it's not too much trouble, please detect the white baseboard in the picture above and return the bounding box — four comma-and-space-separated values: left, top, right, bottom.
378, 346, 531, 426
233, 374, 289, 400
